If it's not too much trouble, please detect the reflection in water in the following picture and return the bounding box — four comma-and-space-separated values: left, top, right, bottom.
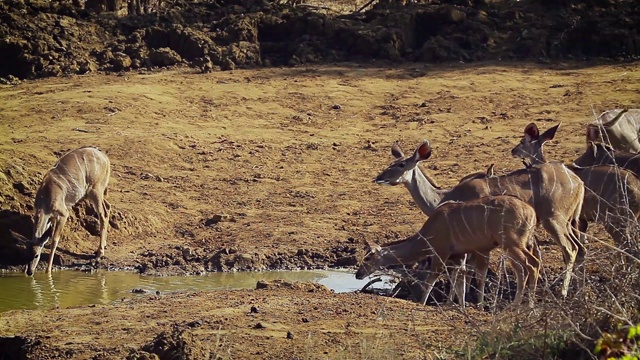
0, 270, 387, 313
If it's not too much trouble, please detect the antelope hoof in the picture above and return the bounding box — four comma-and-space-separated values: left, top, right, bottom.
94, 250, 104, 259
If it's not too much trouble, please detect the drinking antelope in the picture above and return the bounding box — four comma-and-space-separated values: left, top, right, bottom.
511, 122, 640, 256
26, 146, 111, 276
374, 141, 498, 304
356, 195, 540, 306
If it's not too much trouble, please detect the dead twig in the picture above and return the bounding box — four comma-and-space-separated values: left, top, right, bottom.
72, 127, 91, 133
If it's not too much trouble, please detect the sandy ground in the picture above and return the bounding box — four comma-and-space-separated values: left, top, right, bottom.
0, 61, 639, 358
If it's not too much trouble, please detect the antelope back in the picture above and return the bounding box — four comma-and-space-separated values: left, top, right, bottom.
440, 162, 583, 221
592, 109, 640, 153
430, 196, 536, 254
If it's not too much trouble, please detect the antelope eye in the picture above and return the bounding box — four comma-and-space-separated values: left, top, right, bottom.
397, 162, 406, 168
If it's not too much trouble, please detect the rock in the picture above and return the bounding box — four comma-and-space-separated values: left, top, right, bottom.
78, 59, 99, 74
148, 48, 182, 67
250, 306, 259, 313
126, 351, 160, 360
286, 331, 294, 339
112, 52, 132, 70
12, 182, 30, 196
0, 75, 21, 85
253, 322, 266, 329
42, 65, 62, 77
203, 214, 235, 226
256, 280, 269, 289
141, 327, 210, 360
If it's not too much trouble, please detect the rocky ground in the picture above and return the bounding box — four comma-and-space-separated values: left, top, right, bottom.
0, 61, 638, 358
0, 0, 639, 358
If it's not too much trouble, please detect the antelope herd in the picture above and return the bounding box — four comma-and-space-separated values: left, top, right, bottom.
358, 108, 640, 307
22, 107, 640, 308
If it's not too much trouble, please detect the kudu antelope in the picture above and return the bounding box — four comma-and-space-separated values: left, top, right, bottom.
437, 147, 585, 297
511, 122, 640, 255
574, 112, 640, 177
373, 142, 503, 304
585, 109, 640, 153
356, 195, 540, 306
26, 146, 111, 276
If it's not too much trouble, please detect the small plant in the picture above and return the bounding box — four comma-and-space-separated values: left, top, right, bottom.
594, 323, 640, 360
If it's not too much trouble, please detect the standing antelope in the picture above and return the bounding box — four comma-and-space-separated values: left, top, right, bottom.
585, 109, 640, 153
574, 112, 640, 176
436, 150, 585, 298
26, 146, 111, 276
511, 122, 640, 254
356, 195, 540, 306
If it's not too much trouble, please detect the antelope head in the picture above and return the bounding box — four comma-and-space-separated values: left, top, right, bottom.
374, 140, 432, 185
573, 126, 618, 167
511, 122, 560, 165
26, 208, 54, 276
355, 240, 385, 279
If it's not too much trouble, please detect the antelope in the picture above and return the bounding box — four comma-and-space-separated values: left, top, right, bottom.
26, 146, 111, 276
356, 195, 540, 306
574, 112, 640, 176
374, 142, 502, 304
437, 151, 585, 298
511, 122, 640, 254
585, 109, 640, 153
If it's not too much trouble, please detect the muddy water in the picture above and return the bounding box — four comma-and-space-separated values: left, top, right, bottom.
0, 270, 387, 313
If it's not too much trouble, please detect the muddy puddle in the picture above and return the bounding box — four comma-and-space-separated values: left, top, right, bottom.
0, 269, 394, 313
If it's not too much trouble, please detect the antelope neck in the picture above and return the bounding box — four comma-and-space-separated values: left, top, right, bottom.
404, 167, 446, 217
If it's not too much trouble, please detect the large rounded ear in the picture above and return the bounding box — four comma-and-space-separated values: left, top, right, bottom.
540, 123, 560, 144
524, 123, 539, 141
391, 143, 404, 159
586, 124, 600, 143
414, 140, 432, 162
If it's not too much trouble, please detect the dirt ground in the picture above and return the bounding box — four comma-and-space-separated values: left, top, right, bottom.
0, 61, 639, 358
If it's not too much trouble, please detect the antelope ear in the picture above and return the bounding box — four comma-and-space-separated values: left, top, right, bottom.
586, 124, 600, 143
414, 140, 432, 162
364, 239, 381, 253
524, 123, 539, 141
486, 163, 495, 177
540, 123, 560, 144
391, 143, 404, 159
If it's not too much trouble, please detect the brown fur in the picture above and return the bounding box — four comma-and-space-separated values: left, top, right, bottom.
27, 146, 111, 276
356, 195, 539, 306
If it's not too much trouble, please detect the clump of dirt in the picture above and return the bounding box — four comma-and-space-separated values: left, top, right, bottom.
133, 326, 211, 360
1, 0, 638, 80
255, 279, 333, 292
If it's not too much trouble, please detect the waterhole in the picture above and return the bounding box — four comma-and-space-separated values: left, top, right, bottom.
0, 269, 391, 313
